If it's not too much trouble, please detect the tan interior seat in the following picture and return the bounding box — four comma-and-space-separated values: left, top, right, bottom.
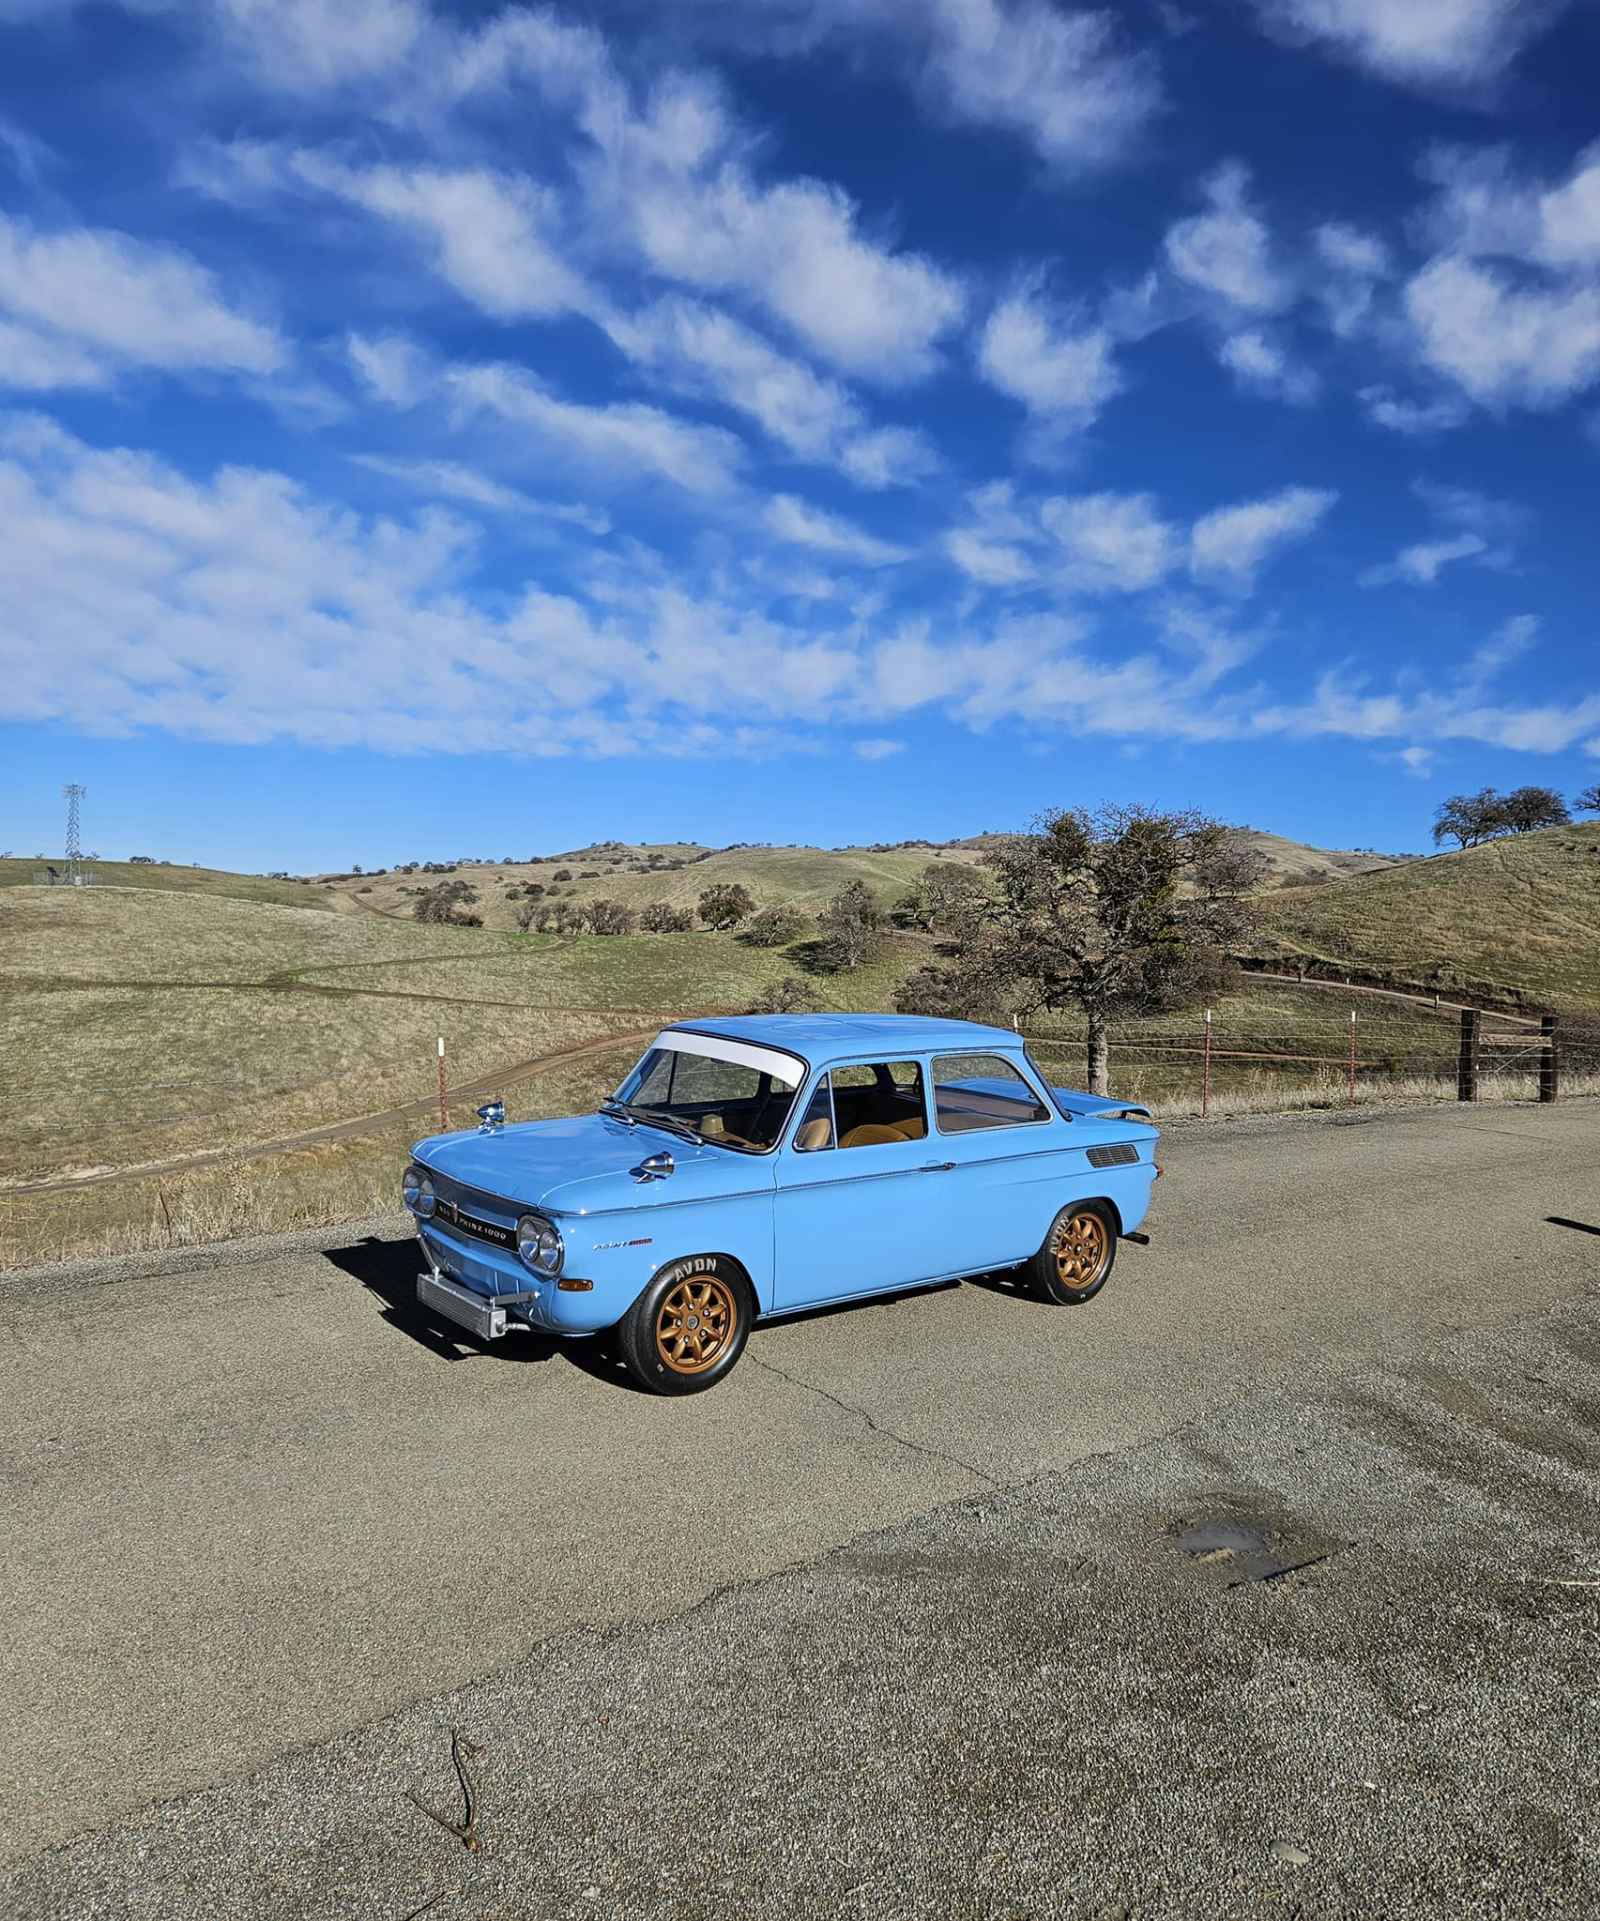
839, 1122, 907, 1148
795, 1117, 832, 1151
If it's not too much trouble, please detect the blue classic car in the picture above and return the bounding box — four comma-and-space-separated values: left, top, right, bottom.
403, 1014, 1159, 1394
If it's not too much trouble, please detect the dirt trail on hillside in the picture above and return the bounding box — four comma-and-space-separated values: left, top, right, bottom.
3, 1025, 660, 1197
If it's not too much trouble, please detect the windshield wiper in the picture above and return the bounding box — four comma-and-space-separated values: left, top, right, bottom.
599, 1100, 704, 1145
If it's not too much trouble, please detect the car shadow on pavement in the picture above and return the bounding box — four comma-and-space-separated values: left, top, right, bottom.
323, 1235, 564, 1367
960, 1265, 1048, 1308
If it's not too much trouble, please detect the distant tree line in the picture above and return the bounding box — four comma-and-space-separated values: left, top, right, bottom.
1432, 784, 1599, 848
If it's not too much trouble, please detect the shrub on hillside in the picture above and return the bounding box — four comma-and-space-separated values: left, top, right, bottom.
640, 900, 695, 933
744, 904, 810, 948
698, 882, 756, 931
587, 899, 637, 936
412, 879, 481, 925
746, 976, 823, 1014
814, 880, 884, 972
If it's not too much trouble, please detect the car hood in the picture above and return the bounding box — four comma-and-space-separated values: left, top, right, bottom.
413, 1113, 772, 1215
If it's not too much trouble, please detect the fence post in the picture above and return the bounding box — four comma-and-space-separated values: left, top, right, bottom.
1457, 1008, 1480, 1102
437, 1035, 448, 1132
1202, 1009, 1212, 1118
1540, 1014, 1559, 1104
1348, 1009, 1357, 1105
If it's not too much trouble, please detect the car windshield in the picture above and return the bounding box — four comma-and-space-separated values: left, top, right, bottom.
607, 1040, 802, 1153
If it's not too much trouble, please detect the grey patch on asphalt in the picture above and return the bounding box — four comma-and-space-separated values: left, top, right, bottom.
9, 1290, 1600, 1921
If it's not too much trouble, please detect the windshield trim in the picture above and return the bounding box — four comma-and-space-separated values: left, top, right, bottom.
610, 1031, 808, 1157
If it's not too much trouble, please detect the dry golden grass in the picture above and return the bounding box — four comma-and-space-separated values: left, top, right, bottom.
0, 1040, 645, 1270
1257, 822, 1600, 1014
0, 856, 335, 910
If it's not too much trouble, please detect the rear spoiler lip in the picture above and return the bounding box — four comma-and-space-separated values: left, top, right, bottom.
1050, 1087, 1155, 1123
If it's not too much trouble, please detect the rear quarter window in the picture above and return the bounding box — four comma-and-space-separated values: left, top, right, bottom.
932, 1052, 1051, 1133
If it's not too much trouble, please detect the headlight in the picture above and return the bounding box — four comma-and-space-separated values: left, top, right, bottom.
403, 1167, 435, 1216
517, 1214, 564, 1275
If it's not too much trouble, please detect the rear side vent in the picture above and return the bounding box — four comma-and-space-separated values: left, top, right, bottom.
1086, 1143, 1139, 1169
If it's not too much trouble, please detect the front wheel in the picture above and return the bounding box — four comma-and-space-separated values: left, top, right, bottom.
615, 1257, 751, 1395
1026, 1201, 1118, 1305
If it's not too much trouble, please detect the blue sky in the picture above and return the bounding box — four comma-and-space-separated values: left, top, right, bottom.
2, 0, 1599, 870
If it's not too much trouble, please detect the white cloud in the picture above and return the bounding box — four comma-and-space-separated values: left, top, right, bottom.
978, 288, 1122, 425
1360, 478, 1527, 584
1420, 140, 1600, 274
1358, 386, 1470, 435
1163, 162, 1292, 313
586, 0, 1159, 174
446, 362, 744, 496
602, 297, 858, 463
0, 317, 110, 391
1, 418, 1588, 765
1189, 485, 1336, 586
586, 73, 967, 383
915, 0, 1161, 172
289, 154, 592, 322
0, 211, 284, 383
1244, 0, 1571, 89
942, 480, 1039, 586
349, 455, 611, 535
346, 332, 431, 409
1413, 478, 1529, 540
1359, 532, 1487, 587
1313, 220, 1390, 335
852, 736, 905, 760
1463, 612, 1539, 691
944, 526, 1036, 586
838, 425, 939, 491
210, 0, 428, 91
1403, 254, 1600, 409
764, 493, 910, 566
1218, 329, 1319, 403
1039, 490, 1178, 592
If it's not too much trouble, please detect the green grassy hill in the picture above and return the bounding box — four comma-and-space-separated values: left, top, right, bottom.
1255, 822, 1600, 1014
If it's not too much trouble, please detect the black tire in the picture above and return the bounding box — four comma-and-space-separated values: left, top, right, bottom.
1026, 1200, 1118, 1306
615, 1256, 752, 1395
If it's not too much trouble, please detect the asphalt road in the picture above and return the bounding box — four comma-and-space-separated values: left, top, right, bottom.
3, 1097, 1598, 1916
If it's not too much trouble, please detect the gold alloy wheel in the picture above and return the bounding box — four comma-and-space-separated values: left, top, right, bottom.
1052, 1209, 1110, 1293
655, 1274, 738, 1376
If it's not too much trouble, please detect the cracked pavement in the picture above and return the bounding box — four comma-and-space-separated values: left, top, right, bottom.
2, 1097, 1598, 1914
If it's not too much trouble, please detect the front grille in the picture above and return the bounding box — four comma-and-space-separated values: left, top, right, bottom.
432, 1195, 518, 1251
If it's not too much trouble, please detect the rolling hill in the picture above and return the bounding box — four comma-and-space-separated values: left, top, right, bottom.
1255, 821, 1600, 1015
315, 830, 1397, 932
0, 856, 335, 912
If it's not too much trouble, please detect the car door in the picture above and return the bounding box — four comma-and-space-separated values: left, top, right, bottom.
772, 1057, 949, 1310
925, 1049, 1065, 1275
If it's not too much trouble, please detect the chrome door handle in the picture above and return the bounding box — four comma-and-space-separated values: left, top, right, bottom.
920, 1161, 956, 1172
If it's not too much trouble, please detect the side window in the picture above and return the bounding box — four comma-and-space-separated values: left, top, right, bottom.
932, 1052, 1051, 1133
831, 1060, 927, 1147
791, 1078, 835, 1152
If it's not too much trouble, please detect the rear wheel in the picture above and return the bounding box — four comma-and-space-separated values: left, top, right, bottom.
1027, 1201, 1118, 1305
615, 1257, 751, 1395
